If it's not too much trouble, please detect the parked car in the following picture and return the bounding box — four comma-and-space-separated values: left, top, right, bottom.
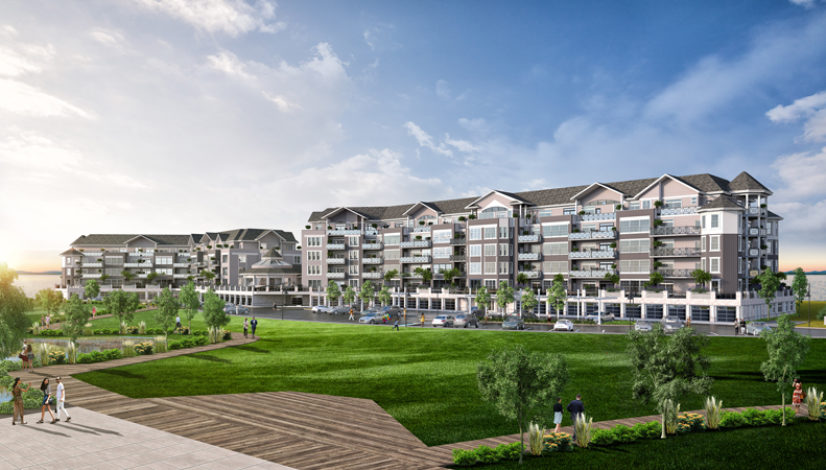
745, 322, 772, 336
358, 313, 381, 324
454, 314, 479, 328
584, 313, 616, 323
502, 316, 525, 330
663, 318, 685, 332
634, 320, 653, 332
236, 305, 250, 315
432, 315, 455, 327
311, 305, 332, 313
553, 319, 575, 331
331, 306, 350, 315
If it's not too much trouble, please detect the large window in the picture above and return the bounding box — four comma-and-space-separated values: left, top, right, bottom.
711, 214, 719, 228
384, 249, 400, 260
480, 206, 509, 219
469, 245, 482, 257
619, 259, 649, 273
710, 235, 720, 251
307, 250, 321, 261
469, 227, 482, 240
543, 261, 567, 274
483, 226, 497, 239
383, 234, 400, 246
710, 257, 720, 274
499, 262, 511, 274
619, 217, 650, 233
543, 242, 567, 256
432, 230, 452, 244
433, 247, 451, 259
484, 261, 496, 274
663, 199, 682, 209
619, 239, 650, 253
498, 243, 510, 256
484, 244, 496, 256
469, 262, 481, 274
306, 236, 322, 247
542, 223, 568, 238
499, 226, 510, 239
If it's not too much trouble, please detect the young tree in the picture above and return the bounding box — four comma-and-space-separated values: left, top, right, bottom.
359, 281, 375, 308
342, 285, 357, 306
757, 268, 781, 317
377, 285, 392, 306
496, 281, 515, 316
146, 271, 159, 285
414, 267, 433, 287
155, 287, 180, 341
121, 270, 135, 282
647, 272, 664, 289
521, 288, 538, 317
604, 273, 620, 289
104, 289, 140, 328
84, 279, 100, 300
63, 294, 91, 343
627, 325, 711, 439
0, 263, 30, 361
202, 289, 230, 330
791, 268, 808, 314
477, 345, 569, 464
383, 269, 398, 286
760, 315, 810, 425
326, 280, 341, 306
476, 285, 491, 319
179, 280, 200, 333
35, 288, 64, 318
691, 269, 712, 290
200, 270, 216, 285
548, 274, 566, 320
442, 267, 461, 288
516, 272, 528, 289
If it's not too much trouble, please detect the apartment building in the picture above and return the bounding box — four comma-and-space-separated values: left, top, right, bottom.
60, 228, 300, 300
303, 172, 792, 323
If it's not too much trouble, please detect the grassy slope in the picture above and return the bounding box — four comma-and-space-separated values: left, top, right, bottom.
75, 317, 826, 446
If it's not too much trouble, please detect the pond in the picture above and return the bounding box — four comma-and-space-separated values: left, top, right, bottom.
0, 387, 10, 403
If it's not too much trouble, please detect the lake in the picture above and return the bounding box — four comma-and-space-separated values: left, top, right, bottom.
15, 274, 61, 297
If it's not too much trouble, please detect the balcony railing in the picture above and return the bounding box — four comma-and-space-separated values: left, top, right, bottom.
327, 258, 345, 265
518, 271, 542, 279
518, 252, 541, 261
327, 243, 346, 250
569, 249, 615, 259
450, 238, 467, 245
327, 229, 361, 236
400, 256, 431, 264
450, 254, 466, 262
658, 269, 693, 278
82, 273, 102, 278
173, 262, 189, 268
82, 262, 102, 268
327, 272, 346, 279
517, 234, 541, 243
173, 273, 191, 279
365, 229, 379, 236
747, 207, 766, 216
362, 257, 382, 264
749, 249, 759, 257
659, 207, 697, 216
363, 272, 382, 279
570, 269, 615, 278
363, 243, 382, 250
569, 230, 615, 240
651, 226, 701, 236
580, 213, 615, 222
412, 226, 432, 233
400, 240, 431, 248
651, 247, 700, 257
123, 262, 145, 268
748, 228, 759, 236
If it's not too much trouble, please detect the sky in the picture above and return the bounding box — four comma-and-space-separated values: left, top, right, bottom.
1, 0, 826, 272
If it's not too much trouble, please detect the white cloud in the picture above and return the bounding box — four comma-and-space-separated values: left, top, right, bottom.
132, 0, 285, 36
0, 43, 55, 77
89, 28, 126, 49
262, 91, 296, 112
771, 147, 826, 199
0, 79, 94, 119
766, 90, 826, 141
404, 121, 453, 157
207, 50, 254, 80
444, 134, 479, 153
789, 0, 816, 8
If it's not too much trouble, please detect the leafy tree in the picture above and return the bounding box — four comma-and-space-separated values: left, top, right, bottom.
521, 288, 538, 317
202, 288, 230, 330
342, 285, 357, 306
442, 267, 461, 288
691, 269, 711, 290
496, 281, 515, 315
326, 280, 341, 305
146, 271, 159, 285
757, 268, 781, 317
63, 294, 90, 343
760, 315, 810, 425
476, 285, 491, 319
414, 267, 433, 287
179, 281, 200, 333
0, 263, 30, 361
383, 269, 398, 286
155, 287, 180, 341
548, 274, 566, 320
604, 272, 620, 288
516, 272, 528, 289
35, 288, 64, 317
627, 325, 711, 439
121, 270, 135, 282
104, 289, 140, 327
791, 268, 808, 314
359, 281, 375, 308
200, 270, 216, 284
377, 285, 392, 306
646, 272, 664, 289
477, 345, 569, 463
84, 279, 100, 300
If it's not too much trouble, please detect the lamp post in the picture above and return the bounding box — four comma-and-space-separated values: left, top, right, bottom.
808, 286, 811, 336
403, 287, 407, 327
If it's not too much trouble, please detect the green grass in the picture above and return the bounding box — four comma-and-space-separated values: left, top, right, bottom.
74, 319, 826, 446
475, 421, 826, 469
85, 308, 221, 331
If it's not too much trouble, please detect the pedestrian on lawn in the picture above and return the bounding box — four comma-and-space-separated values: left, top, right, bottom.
243, 318, 249, 338
348, 307, 355, 321
792, 380, 805, 414
92, 306, 96, 319
553, 397, 564, 433
11, 378, 29, 425
392, 319, 399, 331
26, 342, 34, 371
55, 377, 70, 423
250, 316, 258, 337
19, 343, 28, 370
45, 314, 51, 329
37, 378, 56, 424
567, 394, 585, 439
175, 315, 182, 330
420, 313, 425, 327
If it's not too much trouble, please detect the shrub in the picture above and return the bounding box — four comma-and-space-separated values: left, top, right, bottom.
632, 421, 661, 440
474, 445, 498, 464
742, 408, 770, 426
720, 411, 746, 429
66, 342, 78, 365
169, 340, 183, 350
40, 329, 63, 337
494, 442, 522, 461
181, 338, 195, 348
103, 348, 122, 361
134, 342, 154, 355
574, 415, 593, 447
195, 336, 208, 346
154, 336, 168, 353
543, 431, 572, 452
805, 387, 823, 421
452, 449, 477, 467
704, 396, 723, 430
138, 321, 147, 335
223, 329, 232, 340
765, 408, 797, 425
590, 428, 616, 446
528, 422, 544, 456
677, 412, 706, 432
193, 330, 208, 336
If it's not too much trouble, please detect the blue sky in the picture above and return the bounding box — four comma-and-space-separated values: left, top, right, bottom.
1, 0, 825, 271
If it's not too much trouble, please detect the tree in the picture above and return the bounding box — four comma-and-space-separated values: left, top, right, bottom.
200, 270, 216, 284
691, 269, 711, 290
342, 285, 357, 306
378, 285, 392, 306
791, 268, 808, 314
627, 325, 711, 439
35, 289, 64, 317
63, 294, 90, 343
326, 280, 341, 306
604, 272, 620, 288
414, 267, 433, 287
155, 287, 180, 341
0, 263, 30, 361
202, 288, 230, 330
179, 281, 200, 333
548, 274, 566, 320
442, 267, 461, 288
760, 315, 810, 425
521, 288, 538, 317
84, 279, 100, 300
477, 345, 569, 464
646, 272, 664, 289
383, 269, 398, 286
496, 281, 515, 316
516, 272, 528, 289
121, 270, 135, 282
757, 268, 781, 317
476, 286, 491, 319
104, 289, 140, 328
359, 281, 375, 308
146, 271, 159, 285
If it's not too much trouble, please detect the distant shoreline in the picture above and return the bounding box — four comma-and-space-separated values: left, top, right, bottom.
16, 271, 61, 275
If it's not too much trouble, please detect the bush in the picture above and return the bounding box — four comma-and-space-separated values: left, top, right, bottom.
742, 408, 770, 426
195, 336, 208, 346
134, 342, 154, 355
543, 431, 572, 452
720, 411, 747, 429
40, 329, 63, 336
590, 428, 616, 446
103, 348, 122, 361
678, 412, 706, 432
494, 442, 522, 461
223, 329, 232, 340
574, 415, 594, 447
474, 446, 498, 464
193, 330, 208, 336
805, 387, 823, 421
632, 421, 662, 440
704, 396, 723, 430
765, 408, 797, 425
452, 449, 477, 466
169, 340, 183, 350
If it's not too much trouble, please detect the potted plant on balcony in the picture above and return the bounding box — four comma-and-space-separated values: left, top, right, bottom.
415, 235, 422, 240
468, 214, 476, 220
654, 200, 663, 208
615, 204, 622, 210
610, 242, 617, 248
572, 228, 580, 233
305, 225, 311, 229
653, 219, 664, 227
578, 210, 586, 216
654, 240, 664, 248
760, 203, 767, 208
458, 216, 466, 222
419, 220, 426, 226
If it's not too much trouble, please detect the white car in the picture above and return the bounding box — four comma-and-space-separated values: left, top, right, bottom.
432, 315, 455, 327
553, 319, 574, 331
634, 321, 653, 332
311, 305, 332, 313
663, 318, 685, 332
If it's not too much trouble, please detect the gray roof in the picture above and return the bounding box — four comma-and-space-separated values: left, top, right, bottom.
60, 248, 83, 256
274, 230, 297, 243
729, 171, 771, 193
71, 234, 191, 246
698, 196, 744, 212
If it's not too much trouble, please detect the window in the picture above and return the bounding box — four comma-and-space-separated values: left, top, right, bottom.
702, 216, 706, 229
155, 257, 173, 265
543, 242, 567, 256
307, 236, 322, 247
498, 243, 510, 256
383, 234, 400, 246
105, 256, 123, 265
642, 200, 651, 209
538, 209, 552, 217
619, 259, 649, 273
563, 208, 575, 215
701, 258, 707, 271
485, 279, 497, 289
384, 249, 400, 260
307, 250, 321, 261
691, 196, 698, 206
484, 244, 496, 256
469, 245, 482, 257
469, 262, 482, 274
222, 255, 228, 262
710, 257, 720, 274
433, 247, 451, 259
543, 261, 567, 274
480, 206, 509, 219
348, 265, 359, 275
432, 230, 451, 244
710, 235, 720, 251
711, 214, 719, 228
434, 263, 451, 273
619, 239, 650, 253
499, 226, 509, 238
469, 227, 482, 240
619, 217, 650, 233
663, 199, 682, 209
348, 250, 359, 260
628, 201, 640, 210
499, 262, 511, 274
483, 226, 497, 239
484, 261, 496, 274
542, 223, 568, 237
702, 237, 706, 252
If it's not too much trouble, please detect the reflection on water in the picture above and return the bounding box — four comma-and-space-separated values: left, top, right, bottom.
0, 387, 10, 403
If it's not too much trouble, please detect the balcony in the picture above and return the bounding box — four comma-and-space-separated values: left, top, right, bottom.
659, 207, 697, 216
450, 238, 467, 245
569, 230, 615, 240
173, 262, 189, 268
327, 243, 346, 250
658, 269, 693, 278
362, 257, 382, 264
580, 213, 616, 222
570, 269, 615, 278
363, 272, 382, 279
450, 254, 466, 262
747, 207, 766, 217
400, 256, 431, 264
518, 271, 542, 279
327, 258, 345, 265
748, 228, 759, 236
82, 262, 102, 268
364, 229, 378, 236
518, 252, 541, 261
569, 249, 615, 259
363, 243, 382, 250
327, 229, 361, 236
651, 247, 700, 257
327, 272, 346, 279
82, 273, 102, 278
412, 226, 432, 233
517, 234, 541, 243
651, 226, 701, 236
400, 240, 431, 248
123, 262, 145, 268
173, 273, 191, 279
749, 249, 759, 257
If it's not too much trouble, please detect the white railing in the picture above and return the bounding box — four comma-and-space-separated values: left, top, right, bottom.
651, 248, 700, 257
569, 230, 615, 240
749, 228, 759, 236
570, 269, 615, 278
569, 250, 615, 259
362, 257, 382, 264
400, 240, 431, 248
327, 229, 361, 236
652, 226, 701, 236
363, 243, 383, 250
327, 272, 346, 279
517, 234, 541, 243
413, 226, 432, 233
400, 256, 431, 264
327, 258, 345, 265
173, 274, 190, 279
82, 262, 102, 268
749, 249, 759, 256
327, 243, 346, 250
82, 273, 102, 278
518, 271, 542, 279
363, 272, 382, 279
123, 262, 144, 268
581, 213, 616, 221
518, 253, 541, 261
659, 269, 693, 278
659, 207, 697, 216
173, 263, 189, 268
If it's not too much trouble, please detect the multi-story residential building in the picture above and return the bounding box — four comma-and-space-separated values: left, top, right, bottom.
60, 229, 300, 304
302, 172, 793, 323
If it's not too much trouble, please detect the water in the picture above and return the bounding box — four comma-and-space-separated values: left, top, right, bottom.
0, 388, 9, 403
16, 273, 61, 297
807, 274, 826, 301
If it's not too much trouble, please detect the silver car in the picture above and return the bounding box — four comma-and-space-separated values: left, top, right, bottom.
358, 313, 381, 324
553, 319, 575, 331
454, 314, 479, 328
745, 322, 772, 336
311, 305, 332, 313
432, 315, 455, 327
663, 318, 684, 332
634, 321, 653, 332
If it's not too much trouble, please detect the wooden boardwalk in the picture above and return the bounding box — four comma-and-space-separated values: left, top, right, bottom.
11, 336, 807, 470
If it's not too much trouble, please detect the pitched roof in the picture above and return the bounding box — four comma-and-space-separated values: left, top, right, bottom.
729, 171, 771, 193
71, 234, 193, 246
698, 195, 744, 212
274, 230, 297, 243
60, 248, 83, 256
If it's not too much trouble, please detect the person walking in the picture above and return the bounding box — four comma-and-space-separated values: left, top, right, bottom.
420, 313, 425, 327
250, 316, 258, 337
37, 378, 56, 424
553, 397, 564, 433
11, 378, 30, 425
55, 377, 71, 423
792, 380, 805, 414
45, 314, 51, 330
19, 342, 28, 371
348, 307, 355, 321
567, 394, 585, 439
243, 318, 249, 338
92, 306, 96, 319
26, 342, 34, 371
392, 319, 399, 331
175, 315, 182, 330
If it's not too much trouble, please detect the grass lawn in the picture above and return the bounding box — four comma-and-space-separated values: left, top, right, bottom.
790, 300, 826, 328
84, 308, 228, 331
476, 421, 826, 469
75, 317, 826, 446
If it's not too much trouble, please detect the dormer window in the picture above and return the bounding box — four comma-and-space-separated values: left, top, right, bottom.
479, 206, 509, 219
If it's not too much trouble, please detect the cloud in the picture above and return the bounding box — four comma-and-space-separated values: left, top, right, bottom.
789, 0, 816, 8
0, 79, 94, 119
766, 90, 826, 141
132, 0, 285, 36
0, 43, 55, 77
89, 28, 126, 49
404, 121, 453, 157
436, 79, 451, 100
444, 134, 479, 153
207, 49, 254, 80
262, 91, 296, 112
771, 147, 826, 199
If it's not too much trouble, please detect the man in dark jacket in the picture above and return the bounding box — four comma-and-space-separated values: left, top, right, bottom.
567, 394, 585, 439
